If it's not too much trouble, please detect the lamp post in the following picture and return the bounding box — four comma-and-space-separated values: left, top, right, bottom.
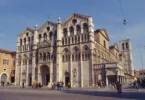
137, 46, 144, 70
137, 46, 144, 79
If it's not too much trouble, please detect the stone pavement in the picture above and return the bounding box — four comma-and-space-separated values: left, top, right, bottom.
0, 85, 144, 100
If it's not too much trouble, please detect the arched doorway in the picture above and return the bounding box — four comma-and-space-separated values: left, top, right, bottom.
1, 73, 7, 83
65, 72, 70, 87
40, 65, 50, 86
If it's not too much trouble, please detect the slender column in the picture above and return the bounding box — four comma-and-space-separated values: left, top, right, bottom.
70, 54, 73, 87
80, 53, 83, 87
106, 69, 108, 86
38, 66, 41, 83
50, 63, 53, 83
26, 59, 29, 86
106, 76, 108, 86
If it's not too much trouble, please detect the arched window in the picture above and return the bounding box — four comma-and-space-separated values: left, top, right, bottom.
49, 32, 53, 40
20, 39, 22, 46
18, 55, 21, 65
39, 34, 41, 41
83, 23, 88, 33
122, 43, 124, 50
76, 25, 81, 34
63, 28, 68, 37
126, 43, 129, 49
69, 26, 74, 36
43, 33, 47, 39
62, 39, 64, 45
104, 40, 106, 48
24, 38, 26, 45
83, 45, 90, 60
28, 37, 30, 43
23, 54, 27, 65
72, 37, 74, 44
40, 53, 42, 61
43, 52, 46, 61
47, 52, 50, 60
72, 55, 74, 61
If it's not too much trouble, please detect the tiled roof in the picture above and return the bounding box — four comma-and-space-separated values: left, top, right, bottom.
0, 48, 16, 53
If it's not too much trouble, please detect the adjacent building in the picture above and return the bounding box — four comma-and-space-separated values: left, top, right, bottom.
0, 48, 16, 84
15, 12, 134, 87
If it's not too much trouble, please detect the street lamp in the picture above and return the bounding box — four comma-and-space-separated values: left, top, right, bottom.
137, 46, 144, 70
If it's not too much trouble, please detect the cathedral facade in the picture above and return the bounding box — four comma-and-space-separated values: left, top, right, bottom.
15, 13, 134, 87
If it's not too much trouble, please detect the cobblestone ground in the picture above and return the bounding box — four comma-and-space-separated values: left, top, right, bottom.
0, 86, 145, 100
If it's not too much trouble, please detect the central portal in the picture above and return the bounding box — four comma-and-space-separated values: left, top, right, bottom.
40, 65, 50, 86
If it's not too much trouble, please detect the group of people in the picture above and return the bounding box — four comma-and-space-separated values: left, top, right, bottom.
128, 81, 139, 90
97, 81, 105, 88
51, 81, 64, 90
31, 82, 42, 88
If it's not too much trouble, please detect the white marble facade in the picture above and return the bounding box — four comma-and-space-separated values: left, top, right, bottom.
15, 13, 134, 87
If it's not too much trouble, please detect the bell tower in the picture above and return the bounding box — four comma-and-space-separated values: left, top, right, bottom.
119, 39, 134, 76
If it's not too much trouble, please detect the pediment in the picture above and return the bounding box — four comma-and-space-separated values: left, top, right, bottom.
63, 13, 90, 27
38, 21, 57, 33
19, 27, 34, 38
38, 40, 51, 48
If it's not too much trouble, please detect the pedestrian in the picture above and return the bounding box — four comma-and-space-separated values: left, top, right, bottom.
135, 81, 139, 90
59, 82, 62, 90
68, 82, 71, 88
22, 81, 25, 88
116, 81, 122, 93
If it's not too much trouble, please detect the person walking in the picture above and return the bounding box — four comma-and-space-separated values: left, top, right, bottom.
116, 81, 122, 93
22, 81, 25, 88
135, 81, 139, 90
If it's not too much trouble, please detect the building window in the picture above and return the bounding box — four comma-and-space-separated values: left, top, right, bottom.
13, 60, 15, 66
126, 43, 129, 49
104, 40, 106, 48
69, 26, 74, 36
3, 59, 9, 65
11, 70, 15, 74
122, 43, 124, 50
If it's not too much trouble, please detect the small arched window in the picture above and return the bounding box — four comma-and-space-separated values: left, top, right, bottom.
43, 33, 47, 39
63, 28, 68, 37
39, 34, 41, 41
83, 23, 88, 33
69, 26, 74, 36
40, 53, 42, 60
24, 38, 26, 45
76, 25, 81, 34
122, 43, 124, 50
49, 32, 53, 40
20, 39, 22, 46
43, 52, 46, 61
104, 40, 106, 48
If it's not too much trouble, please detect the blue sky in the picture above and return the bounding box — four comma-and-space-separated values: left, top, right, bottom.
0, 0, 145, 70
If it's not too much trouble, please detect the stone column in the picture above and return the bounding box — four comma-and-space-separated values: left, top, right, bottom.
26, 59, 29, 86
70, 54, 73, 88
80, 53, 83, 87
106, 76, 108, 86
106, 69, 108, 86
50, 63, 53, 83
38, 66, 41, 83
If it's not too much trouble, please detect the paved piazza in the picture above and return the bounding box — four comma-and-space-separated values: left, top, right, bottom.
0, 86, 145, 100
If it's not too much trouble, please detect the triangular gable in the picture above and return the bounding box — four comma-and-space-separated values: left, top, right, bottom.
63, 12, 91, 26
95, 28, 110, 41
114, 43, 119, 51
38, 40, 51, 48
38, 21, 57, 32
19, 27, 34, 38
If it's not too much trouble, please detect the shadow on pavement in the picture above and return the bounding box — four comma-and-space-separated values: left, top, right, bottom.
62, 89, 145, 100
